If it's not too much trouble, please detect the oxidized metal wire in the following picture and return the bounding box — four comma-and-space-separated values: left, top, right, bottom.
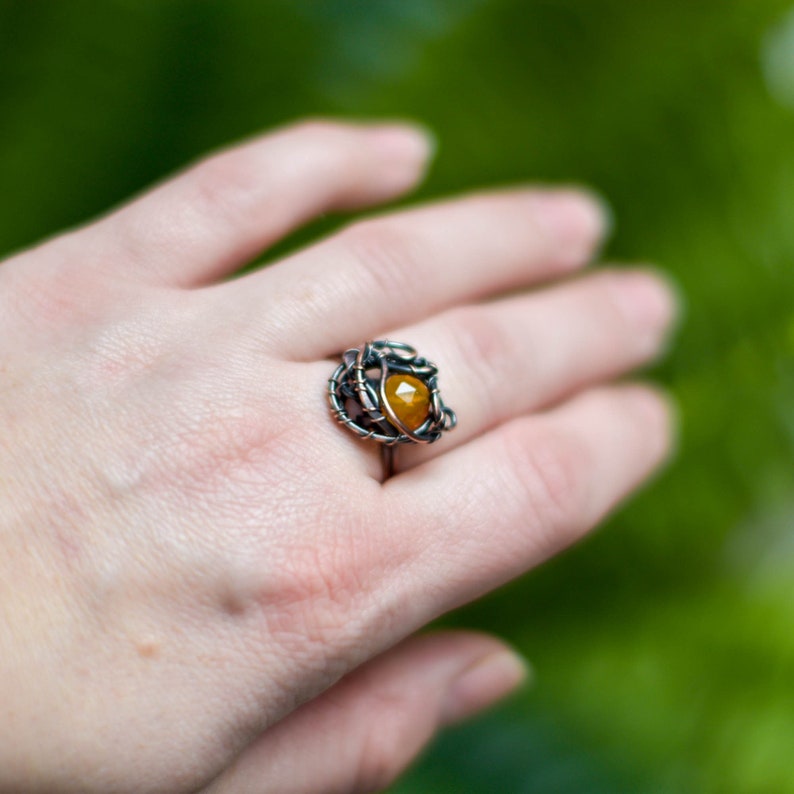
328, 340, 456, 461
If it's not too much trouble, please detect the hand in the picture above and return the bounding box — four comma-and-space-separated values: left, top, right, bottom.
0, 119, 676, 793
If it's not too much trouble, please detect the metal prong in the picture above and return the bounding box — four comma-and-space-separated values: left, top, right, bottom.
381, 445, 396, 481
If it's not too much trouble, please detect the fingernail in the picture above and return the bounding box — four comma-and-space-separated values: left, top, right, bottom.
441, 650, 530, 726
632, 383, 679, 430
622, 384, 680, 463
365, 124, 436, 192
369, 124, 436, 164
527, 189, 611, 267
609, 270, 679, 352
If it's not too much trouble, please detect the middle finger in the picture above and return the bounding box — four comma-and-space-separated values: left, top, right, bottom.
221, 187, 607, 360
382, 267, 677, 468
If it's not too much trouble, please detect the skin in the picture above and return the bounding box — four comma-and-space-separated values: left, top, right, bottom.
0, 119, 677, 793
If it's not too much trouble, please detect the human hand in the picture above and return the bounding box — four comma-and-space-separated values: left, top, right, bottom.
0, 120, 676, 793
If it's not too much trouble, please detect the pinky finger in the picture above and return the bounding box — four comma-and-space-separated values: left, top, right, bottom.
203, 632, 528, 794
382, 384, 676, 615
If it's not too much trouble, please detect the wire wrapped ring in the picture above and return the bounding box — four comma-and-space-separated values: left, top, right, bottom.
328, 340, 457, 479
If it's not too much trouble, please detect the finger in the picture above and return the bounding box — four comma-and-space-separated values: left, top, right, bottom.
204, 632, 528, 794
78, 119, 434, 288
393, 268, 677, 468
225, 186, 608, 360
381, 385, 674, 617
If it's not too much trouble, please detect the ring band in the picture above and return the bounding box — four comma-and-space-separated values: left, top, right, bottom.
328, 340, 456, 478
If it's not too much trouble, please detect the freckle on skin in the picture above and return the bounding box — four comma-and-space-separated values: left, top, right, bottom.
217, 565, 267, 618
136, 639, 161, 659
220, 589, 247, 616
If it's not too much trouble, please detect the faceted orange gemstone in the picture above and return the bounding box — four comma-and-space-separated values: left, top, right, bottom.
384, 374, 430, 431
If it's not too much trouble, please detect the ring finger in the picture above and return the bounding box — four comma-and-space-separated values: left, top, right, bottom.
308, 267, 677, 475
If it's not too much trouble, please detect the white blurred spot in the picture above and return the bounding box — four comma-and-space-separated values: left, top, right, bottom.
763, 7, 794, 109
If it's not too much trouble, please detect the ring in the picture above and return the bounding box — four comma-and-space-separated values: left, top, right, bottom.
328, 340, 457, 479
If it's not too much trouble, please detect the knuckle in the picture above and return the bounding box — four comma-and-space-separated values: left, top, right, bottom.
1, 238, 95, 330
210, 537, 364, 680
257, 501, 393, 659
79, 303, 181, 390
152, 393, 296, 498
444, 306, 528, 419
449, 307, 504, 375
337, 219, 422, 301
352, 704, 413, 793
500, 421, 590, 546
190, 148, 264, 225
260, 568, 360, 671
187, 120, 359, 226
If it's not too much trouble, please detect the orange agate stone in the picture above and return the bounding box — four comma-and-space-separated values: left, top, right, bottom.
384, 374, 430, 431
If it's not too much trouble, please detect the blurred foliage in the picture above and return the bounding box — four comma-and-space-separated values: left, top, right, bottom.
2, 1, 794, 791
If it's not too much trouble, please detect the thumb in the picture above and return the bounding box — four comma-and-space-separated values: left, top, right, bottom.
206, 631, 529, 794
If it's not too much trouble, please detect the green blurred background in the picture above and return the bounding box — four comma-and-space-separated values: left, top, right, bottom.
3, 1, 794, 791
